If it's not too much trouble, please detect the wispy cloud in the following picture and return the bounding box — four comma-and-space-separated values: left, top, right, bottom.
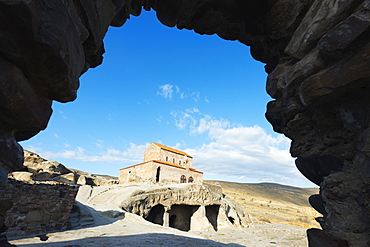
157, 84, 206, 103
157, 84, 174, 99
171, 108, 230, 136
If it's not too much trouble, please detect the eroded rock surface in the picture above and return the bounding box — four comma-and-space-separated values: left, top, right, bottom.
1, 0, 370, 246
76, 183, 250, 233
20, 150, 118, 186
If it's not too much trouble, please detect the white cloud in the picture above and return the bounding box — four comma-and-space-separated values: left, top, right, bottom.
171, 108, 311, 187
171, 108, 230, 136
157, 84, 203, 103
170, 110, 197, 130
175, 86, 185, 99
190, 91, 200, 102
157, 84, 174, 99
95, 140, 104, 148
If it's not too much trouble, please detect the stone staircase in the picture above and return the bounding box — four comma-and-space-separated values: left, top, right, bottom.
88, 187, 119, 208
68, 201, 95, 229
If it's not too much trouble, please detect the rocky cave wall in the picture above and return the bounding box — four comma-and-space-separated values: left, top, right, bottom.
119, 183, 249, 231
1, 0, 370, 246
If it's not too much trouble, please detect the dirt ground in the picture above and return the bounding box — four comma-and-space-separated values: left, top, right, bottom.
9, 211, 308, 247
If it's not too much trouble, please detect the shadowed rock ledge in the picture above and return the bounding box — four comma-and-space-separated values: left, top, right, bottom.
1, 0, 370, 246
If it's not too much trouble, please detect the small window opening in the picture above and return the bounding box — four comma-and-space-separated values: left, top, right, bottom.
188, 176, 194, 183
180, 175, 186, 183
166, 156, 168, 162
179, 160, 181, 165
156, 167, 161, 183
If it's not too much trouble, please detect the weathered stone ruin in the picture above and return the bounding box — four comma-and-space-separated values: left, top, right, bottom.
0, 179, 78, 238
77, 182, 250, 232
1, 0, 370, 246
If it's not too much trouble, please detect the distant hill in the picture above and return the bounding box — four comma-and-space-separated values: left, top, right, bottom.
205, 180, 321, 229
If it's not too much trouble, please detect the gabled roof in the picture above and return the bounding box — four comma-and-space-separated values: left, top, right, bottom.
152, 142, 193, 158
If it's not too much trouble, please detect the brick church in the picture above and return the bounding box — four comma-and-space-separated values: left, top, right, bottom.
119, 143, 203, 184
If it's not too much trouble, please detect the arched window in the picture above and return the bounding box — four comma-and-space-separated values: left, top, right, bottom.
188, 176, 194, 183
179, 160, 181, 166
180, 175, 186, 183
166, 156, 168, 162
173, 158, 175, 164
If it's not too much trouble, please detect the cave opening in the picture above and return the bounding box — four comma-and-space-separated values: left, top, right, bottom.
145, 204, 165, 225
228, 216, 235, 225
168, 204, 200, 231
205, 205, 220, 231
22, 8, 274, 186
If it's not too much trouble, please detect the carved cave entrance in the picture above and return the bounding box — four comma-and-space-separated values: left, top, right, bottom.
205, 205, 220, 231
144, 204, 222, 232
168, 204, 199, 231
145, 204, 165, 225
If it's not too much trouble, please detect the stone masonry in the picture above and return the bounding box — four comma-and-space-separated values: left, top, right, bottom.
0, 179, 78, 238
119, 143, 203, 184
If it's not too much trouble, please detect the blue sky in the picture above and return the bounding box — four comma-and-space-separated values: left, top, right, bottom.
22, 10, 315, 188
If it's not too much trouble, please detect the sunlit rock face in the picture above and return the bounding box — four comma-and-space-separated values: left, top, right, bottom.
1, 0, 370, 246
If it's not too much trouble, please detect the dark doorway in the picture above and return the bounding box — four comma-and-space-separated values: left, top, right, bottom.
169, 215, 176, 227
156, 167, 160, 182
206, 205, 220, 231
168, 204, 200, 231
145, 204, 165, 225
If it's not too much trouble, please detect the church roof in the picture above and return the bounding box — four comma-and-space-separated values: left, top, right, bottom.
152, 142, 193, 158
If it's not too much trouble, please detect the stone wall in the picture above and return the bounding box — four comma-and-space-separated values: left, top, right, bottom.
119, 161, 203, 184
0, 179, 78, 238
119, 162, 154, 183
143, 143, 161, 162
158, 150, 191, 168
144, 143, 193, 168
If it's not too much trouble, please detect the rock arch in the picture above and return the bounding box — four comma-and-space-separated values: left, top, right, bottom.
1, 0, 370, 246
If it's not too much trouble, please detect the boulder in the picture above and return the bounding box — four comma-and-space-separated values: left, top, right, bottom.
53, 173, 77, 184
24, 151, 71, 176
9, 172, 33, 182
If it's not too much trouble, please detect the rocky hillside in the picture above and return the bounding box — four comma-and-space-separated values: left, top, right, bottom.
206, 180, 321, 229
10, 150, 118, 186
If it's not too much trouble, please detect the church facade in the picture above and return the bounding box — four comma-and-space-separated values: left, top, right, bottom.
119, 143, 203, 184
